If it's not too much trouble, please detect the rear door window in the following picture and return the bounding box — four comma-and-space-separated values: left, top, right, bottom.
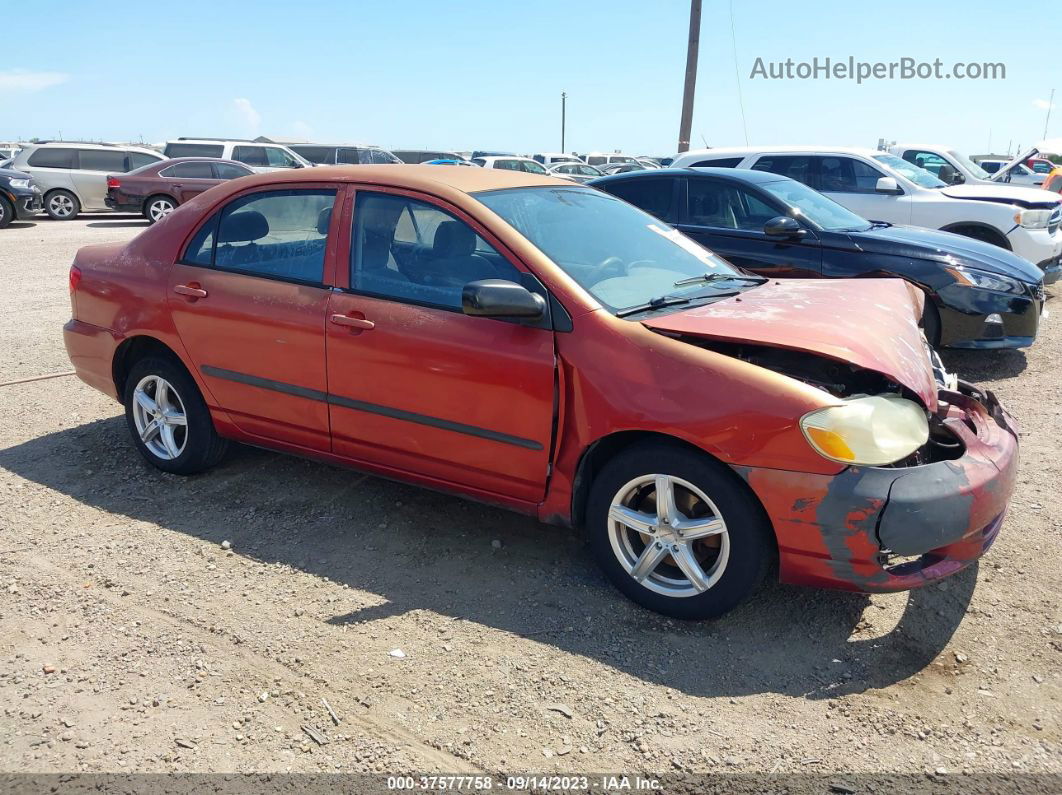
77, 149, 130, 172
233, 146, 269, 167
196, 189, 337, 283
602, 178, 677, 222
163, 162, 215, 179
165, 143, 224, 158
751, 155, 817, 188
213, 163, 252, 180
27, 148, 76, 168
291, 146, 334, 165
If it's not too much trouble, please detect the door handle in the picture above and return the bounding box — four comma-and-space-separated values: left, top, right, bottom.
330, 313, 375, 330
174, 284, 208, 298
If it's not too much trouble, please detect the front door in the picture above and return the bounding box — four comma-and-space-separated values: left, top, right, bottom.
677, 177, 823, 278
325, 188, 556, 503
168, 185, 340, 451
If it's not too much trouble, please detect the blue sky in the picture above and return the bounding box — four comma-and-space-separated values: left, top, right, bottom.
1, 0, 1059, 157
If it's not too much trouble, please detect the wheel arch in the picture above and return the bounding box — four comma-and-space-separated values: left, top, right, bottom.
939, 222, 1011, 250
570, 430, 777, 545
112, 335, 190, 399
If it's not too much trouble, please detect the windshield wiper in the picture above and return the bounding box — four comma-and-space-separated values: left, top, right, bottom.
615, 295, 692, 318
673, 272, 768, 287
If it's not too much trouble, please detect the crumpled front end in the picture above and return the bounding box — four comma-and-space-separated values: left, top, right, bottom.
735, 381, 1018, 593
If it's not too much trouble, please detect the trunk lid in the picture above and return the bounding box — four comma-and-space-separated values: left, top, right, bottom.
642, 278, 937, 409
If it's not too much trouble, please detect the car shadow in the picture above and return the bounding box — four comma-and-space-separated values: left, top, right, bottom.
0, 417, 977, 700
940, 348, 1028, 381
2, 221, 37, 230
84, 220, 149, 229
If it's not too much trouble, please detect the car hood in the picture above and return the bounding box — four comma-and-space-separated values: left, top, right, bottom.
989, 137, 1062, 181
642, 278, 937, 408
846, 224, 1045, 284
940, 183, 1060, 207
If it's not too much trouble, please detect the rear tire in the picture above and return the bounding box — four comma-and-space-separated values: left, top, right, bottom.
586, 443, 773, 619
45, 189, 80, 220
123, 355, 228, 475
0, 196, 13, 228
143, 195, 177, 224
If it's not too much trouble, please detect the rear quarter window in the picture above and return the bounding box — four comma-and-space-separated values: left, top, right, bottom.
165, 143, 225, 158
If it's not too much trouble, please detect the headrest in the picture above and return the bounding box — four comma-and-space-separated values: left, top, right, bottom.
433, 221, 475, 257
219, 210, 268, 243
317, 206, 332, 235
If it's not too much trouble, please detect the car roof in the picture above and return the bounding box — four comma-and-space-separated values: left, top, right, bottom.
289, 142, 383, 148
25, 141, 161, 154
591, 166, 791, 185
676, 145, 883, 158
221, 163, 570, 193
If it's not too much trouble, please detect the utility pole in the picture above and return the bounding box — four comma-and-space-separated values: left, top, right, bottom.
1043, 88, 1055, 140
677, 0, 702, 153
561, 92, 567, 152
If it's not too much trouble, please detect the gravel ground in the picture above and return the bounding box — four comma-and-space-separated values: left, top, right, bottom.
0, 215, 1059, 782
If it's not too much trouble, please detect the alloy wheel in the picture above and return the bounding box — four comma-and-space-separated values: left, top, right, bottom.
148, 198, 175, 222
49, 194, 75, 217
607, 474, 730, 598
131, 375, 188, 460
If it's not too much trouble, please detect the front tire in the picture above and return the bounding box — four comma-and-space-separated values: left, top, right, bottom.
587, 443, 773, 619
45, 189, 80, 220
0, 196, 13, 228
123, 356, 228, 475
143, 195, 177, 224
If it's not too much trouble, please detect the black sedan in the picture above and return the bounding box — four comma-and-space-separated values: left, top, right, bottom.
590, 167, 1046, 349
0, 166, 42, 228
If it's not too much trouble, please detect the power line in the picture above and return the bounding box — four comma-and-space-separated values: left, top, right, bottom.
729, 0, 749, 145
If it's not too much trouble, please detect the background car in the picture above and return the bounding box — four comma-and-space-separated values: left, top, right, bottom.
287, 143, 401, 165
163, 139, 311, 173
423, 158, 478, 166
391, 149, 467, 163
634, 157, 663, 169
547, 161, 604, 183
0, 165, 42, 228
888, 144, 1045, 187
471, 155, 550, 174
1026, 157, 1056, 174
9, 142, 165, 219
597, 162, 647, 175
592, 167, 1046, 348
576, 152, 638, 167
976, 159, 1045, 186
530, 152, 585, 166
1042, 167, 1062, 193
669, 146, 1062, 281
105, 158, 253, 223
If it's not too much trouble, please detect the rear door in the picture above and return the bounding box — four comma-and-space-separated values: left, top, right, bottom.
72, 149, 129, 209
324, 187, 556, 502
167, 184, 340, 451
678, 177, 822, 277
163, 161, 219, 202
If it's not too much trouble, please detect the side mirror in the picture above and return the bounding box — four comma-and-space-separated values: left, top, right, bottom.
875, 176, 902, 194
462, 279, 546, 319
763, 216, 807, 238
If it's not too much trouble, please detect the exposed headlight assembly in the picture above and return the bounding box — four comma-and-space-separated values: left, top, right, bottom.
944, 265, 1023, 294
1014, 209, 1051, 228
800, 395, 929, 466
8, 178, 30, 189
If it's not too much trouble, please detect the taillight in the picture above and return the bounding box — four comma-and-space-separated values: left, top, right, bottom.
69, 265, 82, 293
106, 177, 120, 190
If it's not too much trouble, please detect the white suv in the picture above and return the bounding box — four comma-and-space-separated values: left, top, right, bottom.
162, 139, 311, 172
10, 142, 165, 219
670, 146, 1062, 278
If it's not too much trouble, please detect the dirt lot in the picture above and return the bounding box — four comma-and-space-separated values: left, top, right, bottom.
0, 215, 1059, 783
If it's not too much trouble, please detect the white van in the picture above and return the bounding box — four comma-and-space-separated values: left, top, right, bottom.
10, 142, 164, 219
163, 139, 311, 173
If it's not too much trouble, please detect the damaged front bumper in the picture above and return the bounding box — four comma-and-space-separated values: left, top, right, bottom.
736, 381, 1018, 593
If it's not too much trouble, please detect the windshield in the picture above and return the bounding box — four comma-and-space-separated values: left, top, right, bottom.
947, 150, 990, 180
872, 153, 946, 188
760, 179, 871, 232
475, 186, 742, 313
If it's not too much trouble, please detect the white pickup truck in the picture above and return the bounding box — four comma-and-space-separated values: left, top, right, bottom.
886, 143, 1045, 187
